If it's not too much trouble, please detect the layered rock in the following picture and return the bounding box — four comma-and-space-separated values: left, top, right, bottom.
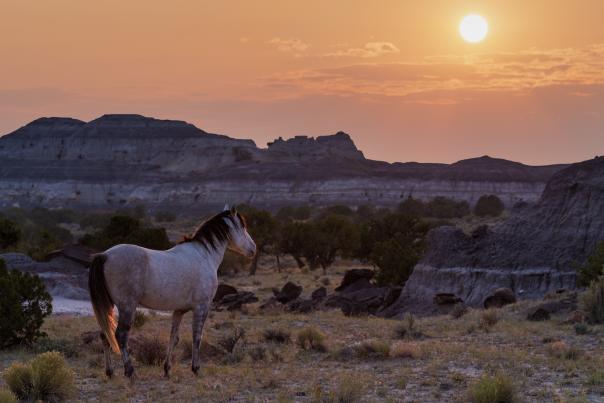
0, 114, 565, 210
382, 157, 604, 317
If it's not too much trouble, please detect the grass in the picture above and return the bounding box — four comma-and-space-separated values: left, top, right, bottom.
0, 265, 602, 401
467, 373, 516, 403
296, 327, 328, 352
3, 352, 75, 402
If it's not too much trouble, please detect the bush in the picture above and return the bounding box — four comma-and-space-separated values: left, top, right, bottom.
0, 390, 17, 403
155, 211, 176, 223
311, 374, 365, 403
133, 310, 148, 329
467, 374, 516, 403
394, 313, 423, 339
0, 218, 21, 250
353, 340, 390, 359
297, 327, 327, 352
3, 352, 75, 402
263, 328, 291, 344
450, 303, 468, 319
474, 195, 505, 217
574, 323, 589, 335
578, 242, 604, 287
31, 337, 79, 358
80, 215, 172, 250
391, 341, 422, 359
218, 327, 246, 354
479, 309, 499, 331
579, 276, 604, 324
425, 196, 470, 219
0, 259, 52, 348
132, 336, 166, 366
547, 341, 582, 360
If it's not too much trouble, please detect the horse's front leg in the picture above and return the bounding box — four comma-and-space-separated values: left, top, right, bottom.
164, 309, 185, 377
115, 307, 135, 379
191, 303, 209, 376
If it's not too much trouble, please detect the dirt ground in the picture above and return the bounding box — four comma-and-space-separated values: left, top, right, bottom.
1, 267, 603, 402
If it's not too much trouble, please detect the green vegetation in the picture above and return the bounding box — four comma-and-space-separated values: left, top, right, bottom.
297, 327, 328, 352
3, 352, 75, 402
0, 218, 20, 250
80, 215, 172, 250
398, 196, 471, 219
579, 275, 604, 324
578, 241, 604, 286
0, 259, 52, 348
474, 194, 505, 217
0, 390, 17, 403
467, 374, 516, 403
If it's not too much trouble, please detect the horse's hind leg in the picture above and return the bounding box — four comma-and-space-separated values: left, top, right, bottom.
191, 304, 209, 376
115, 307, 135, 378
163, 309, 185, 378
99, 333, 114, 378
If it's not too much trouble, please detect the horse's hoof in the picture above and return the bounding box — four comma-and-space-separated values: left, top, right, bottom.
191, 365, 200, 376
124, 364, 135, 378
105, 368, 114, 378
163, 363, 171, 378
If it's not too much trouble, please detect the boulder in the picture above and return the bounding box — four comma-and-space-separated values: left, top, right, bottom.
273, 282, 303, 304
214, 284, 238, 302
286, 299, 316, 314
311, 287, 327, 301
483, 288, 516, 309
526, 292, 577, 321
527, 307, 551, 321
215, 291, 258, 311
335, 269, 375, 292
434, 293, 463, 306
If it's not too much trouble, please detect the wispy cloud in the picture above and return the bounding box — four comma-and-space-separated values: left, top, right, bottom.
259, 44, 604, 100
325, 42, 400, 58
267, 37, 310, 53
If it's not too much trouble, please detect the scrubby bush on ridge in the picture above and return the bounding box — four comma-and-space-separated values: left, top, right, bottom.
0, 259, 52, 348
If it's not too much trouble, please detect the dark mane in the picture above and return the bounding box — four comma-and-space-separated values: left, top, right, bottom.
180, 210, 245, 250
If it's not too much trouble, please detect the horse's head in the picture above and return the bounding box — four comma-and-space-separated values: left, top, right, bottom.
224, 207, 256, 259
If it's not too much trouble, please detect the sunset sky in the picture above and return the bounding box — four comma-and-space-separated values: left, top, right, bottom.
1, 0, 603, 164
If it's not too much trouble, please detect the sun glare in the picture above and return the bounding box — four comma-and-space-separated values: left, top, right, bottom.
459, 14, 488, 43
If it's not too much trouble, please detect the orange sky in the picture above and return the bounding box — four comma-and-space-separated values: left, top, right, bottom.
1, 0, 603, 164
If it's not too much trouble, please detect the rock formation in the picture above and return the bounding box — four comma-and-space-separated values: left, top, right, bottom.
382, 157, 604, 317
0, 114, 565, 211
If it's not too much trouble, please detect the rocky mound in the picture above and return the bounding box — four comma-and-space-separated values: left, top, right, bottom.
382, 157, 604, 317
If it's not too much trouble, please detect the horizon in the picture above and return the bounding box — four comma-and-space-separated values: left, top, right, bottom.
1, 112, 579, 166
2, 1, 604, 164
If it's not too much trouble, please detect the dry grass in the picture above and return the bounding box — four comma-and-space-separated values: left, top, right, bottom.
0, 265, 602, 401
297, 327, 328, 352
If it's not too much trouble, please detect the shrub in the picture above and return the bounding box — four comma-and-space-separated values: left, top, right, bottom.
474, 195, 505, 217
0, 218, 21, 250
479, 309, 499, 331
391, 341, 422, 359
425, 196, 470, 219
132, 336, 166, 366
0, 389, 17, 403
297, 327, 327, 352
0, 259, 52, 348
133, 310, 148, 329
577, 241, 604, 286
547, 341, 582, 360
263, 328, 291, 344
353, 340, 390, 359
31, 337, 79, 358
574, 323, 589, 335
80, 215, 172, 250
311, 374, 364, 403
4, 352, 75, 402
579, 275, 604, 324
218, 327, 246, 354
450, 303, 468, 319
467, 374, 516, 403
394, 313, 423, 339
155, 211, 176, 223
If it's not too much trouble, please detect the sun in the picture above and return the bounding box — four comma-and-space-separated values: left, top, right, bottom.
459, 14, 488, 43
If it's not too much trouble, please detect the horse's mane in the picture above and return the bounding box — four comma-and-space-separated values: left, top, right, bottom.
180, 210, 247, 250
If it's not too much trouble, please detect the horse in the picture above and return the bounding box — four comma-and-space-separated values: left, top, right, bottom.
88, 207, 256, 379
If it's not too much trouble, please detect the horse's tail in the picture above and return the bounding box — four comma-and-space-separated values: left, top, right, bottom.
88, 254, 119, 353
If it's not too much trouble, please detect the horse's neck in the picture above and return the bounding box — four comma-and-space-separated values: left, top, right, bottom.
185, 241, 227, 272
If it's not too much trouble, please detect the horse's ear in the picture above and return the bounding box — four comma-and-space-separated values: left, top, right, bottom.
223, 203, 230, 211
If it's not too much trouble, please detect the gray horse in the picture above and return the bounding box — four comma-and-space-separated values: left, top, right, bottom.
88, 207, 256, 379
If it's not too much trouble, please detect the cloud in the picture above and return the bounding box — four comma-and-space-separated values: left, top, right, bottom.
259, 44, 604, 99
326, 42, 400, 58
267, 37, 310, 53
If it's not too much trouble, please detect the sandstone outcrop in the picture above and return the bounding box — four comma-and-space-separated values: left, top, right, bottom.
382, 157, 604, 317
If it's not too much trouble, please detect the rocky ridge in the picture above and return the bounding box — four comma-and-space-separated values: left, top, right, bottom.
0, 114, 566, 210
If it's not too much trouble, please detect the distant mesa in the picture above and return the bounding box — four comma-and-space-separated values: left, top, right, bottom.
0, 113, 569, 210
